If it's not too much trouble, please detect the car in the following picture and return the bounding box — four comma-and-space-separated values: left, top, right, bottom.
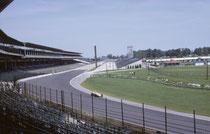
91, 91, 103, 97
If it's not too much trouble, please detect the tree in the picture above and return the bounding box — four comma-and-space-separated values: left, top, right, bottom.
194, 48, 202, 56
203, 47, 209, 56
107, 54, 113, 59
182, 48, 191, 56
120, 55, 124, 58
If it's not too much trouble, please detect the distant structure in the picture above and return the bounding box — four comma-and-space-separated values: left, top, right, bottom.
94, 46, 97, 68
127, 46, 133, 58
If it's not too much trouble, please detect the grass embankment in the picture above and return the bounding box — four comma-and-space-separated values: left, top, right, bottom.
82, 66, 210, 116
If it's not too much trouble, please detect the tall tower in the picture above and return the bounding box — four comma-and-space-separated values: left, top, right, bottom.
127, 46, 133, 58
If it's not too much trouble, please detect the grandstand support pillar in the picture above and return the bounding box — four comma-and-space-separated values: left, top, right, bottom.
4, 59, 7, 72
94, 46, 97, 68
14, 61, 17, 68
23, 43, 26, 56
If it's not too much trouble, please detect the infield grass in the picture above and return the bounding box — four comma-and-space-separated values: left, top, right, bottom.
82, 66, 210, 116
99, 66, 210, 85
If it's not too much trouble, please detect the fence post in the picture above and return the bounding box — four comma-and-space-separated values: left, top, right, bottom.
92, 95, 94, 122
36, 85, 37, 99
39, 86, 42, 101
29, 84, 31, 97
105, 98, 108, 124
194, 110, 196, 134
63, 91, 65, 109
24, 83, 27, 96
56, 90, 58, 104
142, 103, 145, 133
165, 106, 167, 134
80, 94, 83, 119
121, 99, 124, 127
61, 90, 64, 110
44, 87, 46, 101
71, 92, 74, 114
50, 88, 52, 102
24, 83, 26, 96
32, 85, 34, 99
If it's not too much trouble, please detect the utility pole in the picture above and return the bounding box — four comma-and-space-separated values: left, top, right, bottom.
106, 63, 108, 76
207, 60, 209, 80
147, 62, 150, 75
94, 46, 97, 68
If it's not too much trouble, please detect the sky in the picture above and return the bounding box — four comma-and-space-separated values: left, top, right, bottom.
0, 0, 210, 58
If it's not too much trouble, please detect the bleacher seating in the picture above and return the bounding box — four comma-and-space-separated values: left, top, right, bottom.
0, 81, 131, 134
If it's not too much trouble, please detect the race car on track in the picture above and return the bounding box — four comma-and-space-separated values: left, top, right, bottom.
91, 91, 103, 97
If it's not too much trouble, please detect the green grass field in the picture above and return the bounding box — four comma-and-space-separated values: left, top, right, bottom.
99, 66, 210, 85
82, 66, 210, 116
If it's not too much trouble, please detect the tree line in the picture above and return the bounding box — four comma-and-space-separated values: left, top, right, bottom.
133, 47, 210, 59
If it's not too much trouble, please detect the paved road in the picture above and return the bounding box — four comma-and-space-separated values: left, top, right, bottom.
24, 69, 210, 134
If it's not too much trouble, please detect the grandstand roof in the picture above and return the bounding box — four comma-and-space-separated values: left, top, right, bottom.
25, 42, 81, 55
0, 29, 24, 46
0, 0, 13, 13
0, 29, 81, 55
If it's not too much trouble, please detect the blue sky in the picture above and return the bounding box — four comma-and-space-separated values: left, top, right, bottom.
1, 0, 210, 58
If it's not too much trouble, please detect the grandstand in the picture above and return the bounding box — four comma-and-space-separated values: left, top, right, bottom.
0, 0, 83, 72
0, 29, 83, 72
115, 58, 139, 68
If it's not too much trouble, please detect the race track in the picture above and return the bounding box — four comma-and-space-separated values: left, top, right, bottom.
24, 69, 210, 134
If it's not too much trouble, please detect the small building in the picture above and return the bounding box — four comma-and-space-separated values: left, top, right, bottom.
164, 59, 180, 66
195, 61, 204, 66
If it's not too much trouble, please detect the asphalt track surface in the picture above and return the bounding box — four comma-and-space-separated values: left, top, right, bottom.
25, 69, 210, 134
